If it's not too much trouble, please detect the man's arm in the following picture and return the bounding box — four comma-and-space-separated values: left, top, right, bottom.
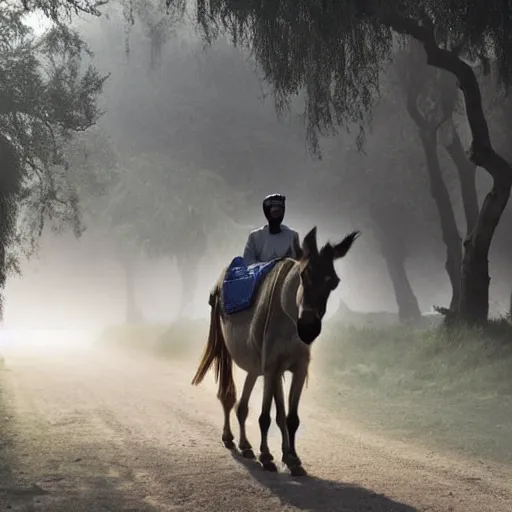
243, 232, 258, 264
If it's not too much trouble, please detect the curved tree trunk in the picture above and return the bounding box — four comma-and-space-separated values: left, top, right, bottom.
460, 177, 512, 323
381, 243, 422, 323
397, 41, 463, 312
385, 14, 512, 324
417, 129, 462, 311
371, 205, 421, 323
445, 123, 480, 236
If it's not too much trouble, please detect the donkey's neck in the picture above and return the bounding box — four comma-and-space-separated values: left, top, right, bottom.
280, 261, 301, 321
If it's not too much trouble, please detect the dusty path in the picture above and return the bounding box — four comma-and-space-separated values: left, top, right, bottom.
0, 341, 512, 511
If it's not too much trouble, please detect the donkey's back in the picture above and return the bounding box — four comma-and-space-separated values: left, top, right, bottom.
208, 259, 300, 375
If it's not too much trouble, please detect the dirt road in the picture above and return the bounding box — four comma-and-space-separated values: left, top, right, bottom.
1, 341, 511, 511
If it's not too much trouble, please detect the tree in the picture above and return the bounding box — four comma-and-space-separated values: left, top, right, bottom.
82, 15, 311, 212
370, 202, 422, 323
0, 134, 22, 317
394, 41, 483, 314
15, 0, 105, 20
344, 108, 438, 322
170, 0, 512, 324
94, 151, 247, 320
0, 7, 106, 319
301, 85, 443, 322
395, 41, 463, 312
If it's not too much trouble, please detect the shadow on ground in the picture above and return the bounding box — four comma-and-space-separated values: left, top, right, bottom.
0, 474, 161, 512
230, 451, 416, 512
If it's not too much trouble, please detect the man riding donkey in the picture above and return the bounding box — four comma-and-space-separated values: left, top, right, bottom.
194, 193, 360, 476
243, 193, 301, 264
208, 193, 299, 308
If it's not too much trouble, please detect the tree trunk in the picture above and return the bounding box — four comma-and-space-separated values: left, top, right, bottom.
380, 241, 422, 323
121, 253, 144, 324
418, 129, 462, 311
370, 205, 421, 323
397, 43, 463, 312
459, 177, 512, 323
385, 14, 512, 324
445, 129, 480, 235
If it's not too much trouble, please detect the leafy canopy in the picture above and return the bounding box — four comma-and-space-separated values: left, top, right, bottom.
0, 4, 107, 321
165, 0, 512, 154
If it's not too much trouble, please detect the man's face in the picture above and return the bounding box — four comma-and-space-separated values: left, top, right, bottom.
269, 204, 284, 219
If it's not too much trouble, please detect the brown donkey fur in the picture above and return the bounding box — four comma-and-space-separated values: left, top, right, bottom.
191, 228, 360, 477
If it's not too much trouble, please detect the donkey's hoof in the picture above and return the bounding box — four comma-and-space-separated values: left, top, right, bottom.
282, 454, 302, 467
222, 438, 235, 450
259, 452, 274, 464
290, 465, 307, 477
241, 448, 256, 459
259, 453, 276, 471
262, 461, 278, 472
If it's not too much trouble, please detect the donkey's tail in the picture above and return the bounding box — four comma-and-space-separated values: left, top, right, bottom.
191, 289, 236, 404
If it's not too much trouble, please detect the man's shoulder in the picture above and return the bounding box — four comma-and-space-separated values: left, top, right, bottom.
280, 224, 299, 237
248, 225, 268, 236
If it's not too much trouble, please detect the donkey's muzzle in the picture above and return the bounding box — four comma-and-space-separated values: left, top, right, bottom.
297, 315, 322, 345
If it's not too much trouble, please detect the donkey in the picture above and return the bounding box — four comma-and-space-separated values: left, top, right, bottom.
191, 227, 360, 476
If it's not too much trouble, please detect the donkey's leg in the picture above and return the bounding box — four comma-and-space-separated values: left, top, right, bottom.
286, 365, 308, 476
236, 372, 258, 459
273, 374, 300, 474
258, 373, 277, 471
220, 384, 237, 450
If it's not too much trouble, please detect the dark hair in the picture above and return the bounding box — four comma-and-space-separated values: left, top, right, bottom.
262, 194, 286, 209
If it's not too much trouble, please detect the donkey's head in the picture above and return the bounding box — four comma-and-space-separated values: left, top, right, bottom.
295, 227, 360, 345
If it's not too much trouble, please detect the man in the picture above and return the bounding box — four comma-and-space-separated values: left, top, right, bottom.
242, 194, 301, 264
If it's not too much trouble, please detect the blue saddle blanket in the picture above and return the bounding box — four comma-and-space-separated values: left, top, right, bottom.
222, 257, 279, 315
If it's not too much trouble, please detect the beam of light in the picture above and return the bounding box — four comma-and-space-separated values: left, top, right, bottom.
0, 328, 98, 358
21, 11, 54, 37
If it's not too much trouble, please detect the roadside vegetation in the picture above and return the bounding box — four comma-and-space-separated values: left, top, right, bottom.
98, 313, 512, 465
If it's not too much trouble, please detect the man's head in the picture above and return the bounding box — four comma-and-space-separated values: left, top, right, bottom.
263, 194, 286, 232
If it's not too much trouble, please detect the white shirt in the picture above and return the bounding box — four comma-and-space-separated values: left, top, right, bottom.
242, 224, 300, 264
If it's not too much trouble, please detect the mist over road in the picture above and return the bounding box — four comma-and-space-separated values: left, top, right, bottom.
0, 340, 511, 511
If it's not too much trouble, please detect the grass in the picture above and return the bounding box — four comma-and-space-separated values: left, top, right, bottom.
96, 315, 512, 465
315, 318, 512, 397
311, 318, 512, 464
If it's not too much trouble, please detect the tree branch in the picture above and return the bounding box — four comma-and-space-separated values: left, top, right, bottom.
381, 10, 512, 183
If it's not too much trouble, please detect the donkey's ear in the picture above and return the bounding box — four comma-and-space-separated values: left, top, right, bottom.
333, 231, 360, 260
301, 227, 318, 260
292, 233, 303, 260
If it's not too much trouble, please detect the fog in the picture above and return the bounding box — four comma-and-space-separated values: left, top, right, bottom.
3, 3, 512, 331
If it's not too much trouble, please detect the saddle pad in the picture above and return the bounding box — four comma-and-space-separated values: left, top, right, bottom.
222, 256, 280, 315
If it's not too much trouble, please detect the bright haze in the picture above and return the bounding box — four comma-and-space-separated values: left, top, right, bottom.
4, 5, 512, 332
